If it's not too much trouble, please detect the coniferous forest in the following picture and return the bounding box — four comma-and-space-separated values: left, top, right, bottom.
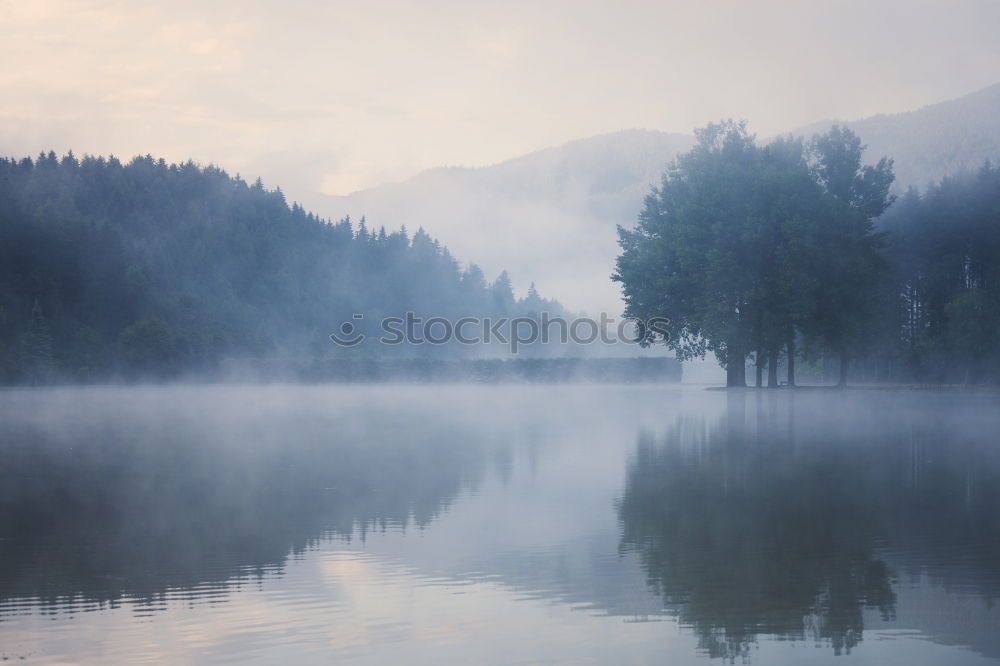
0, 152, 561, 383
877, 166, 1000, 383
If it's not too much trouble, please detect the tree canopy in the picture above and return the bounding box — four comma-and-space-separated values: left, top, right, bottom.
614, 121, 893, 386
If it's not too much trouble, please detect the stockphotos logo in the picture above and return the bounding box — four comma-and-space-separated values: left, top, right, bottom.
330, 312, 670, 354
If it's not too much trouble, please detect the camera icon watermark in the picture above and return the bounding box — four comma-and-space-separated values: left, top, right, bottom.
329, 313, 367, 347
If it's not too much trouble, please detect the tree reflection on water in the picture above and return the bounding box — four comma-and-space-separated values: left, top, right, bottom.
619, 391, 1000, 661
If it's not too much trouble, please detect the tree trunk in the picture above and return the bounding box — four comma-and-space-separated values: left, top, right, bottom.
786, 335, 796, 387
726, 344, 746, 387
767, 349, 779, 388
755, 349, 764, 388
837, 351, 849, 388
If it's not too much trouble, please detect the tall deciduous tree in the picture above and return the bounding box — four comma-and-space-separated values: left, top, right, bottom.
746, 135, 824, 387
806, 126, 895, 387
615, 121, 762, 386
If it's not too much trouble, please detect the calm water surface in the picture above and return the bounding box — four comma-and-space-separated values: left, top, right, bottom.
1, 385, 999, 664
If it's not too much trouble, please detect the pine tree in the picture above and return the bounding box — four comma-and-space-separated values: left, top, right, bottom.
491, 271, 515, 315
21, 300, 54, 384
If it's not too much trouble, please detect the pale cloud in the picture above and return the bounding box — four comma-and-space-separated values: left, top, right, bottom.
158, 19, 251, 71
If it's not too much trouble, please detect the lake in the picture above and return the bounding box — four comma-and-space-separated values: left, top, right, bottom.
1, 385, 999, 664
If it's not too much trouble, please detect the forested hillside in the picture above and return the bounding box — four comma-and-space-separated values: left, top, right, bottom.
0, 152, 560, 383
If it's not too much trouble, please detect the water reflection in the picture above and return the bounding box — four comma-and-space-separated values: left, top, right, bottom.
619, 390, 1000, 661
0, 386, 499, 615
1, 386, 999, 664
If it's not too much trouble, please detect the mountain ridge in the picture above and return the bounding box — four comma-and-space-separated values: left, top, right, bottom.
790, 81, 1000, 190
307, 83, 1000, 312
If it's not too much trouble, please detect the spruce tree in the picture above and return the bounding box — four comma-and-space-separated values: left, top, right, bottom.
21, 300, 54, 384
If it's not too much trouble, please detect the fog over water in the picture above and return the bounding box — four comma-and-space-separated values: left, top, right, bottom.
5, 3, 1000, 665
2, 385, 999, 664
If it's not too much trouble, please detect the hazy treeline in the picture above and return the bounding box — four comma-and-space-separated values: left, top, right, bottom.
223, 356, 681, 384
616, 121, 1000, 386
0, 152, 561, 383
875, 165, 1000, 383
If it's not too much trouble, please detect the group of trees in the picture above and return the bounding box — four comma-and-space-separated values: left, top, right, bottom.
0, 152, 561, 383
614, 121, 894, 387
616, 121, 1000, 387
613, 122, 1000, 386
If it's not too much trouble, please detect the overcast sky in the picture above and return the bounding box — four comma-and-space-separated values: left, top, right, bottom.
3, 0, 1000, 201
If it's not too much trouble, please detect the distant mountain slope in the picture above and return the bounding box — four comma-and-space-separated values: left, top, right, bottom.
311, 84, 1000, 312
306, 130, 695, 313
793, 82, 1000, 191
